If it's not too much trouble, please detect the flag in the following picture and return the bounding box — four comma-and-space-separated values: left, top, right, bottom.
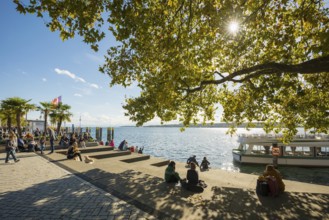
52, 96, 62, 105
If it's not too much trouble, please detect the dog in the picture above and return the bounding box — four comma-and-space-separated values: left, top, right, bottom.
84, 155, 94, 164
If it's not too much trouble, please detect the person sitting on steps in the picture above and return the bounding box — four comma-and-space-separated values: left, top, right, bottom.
181, 162, 206, 193
67, 142, 83, 162
165, 161, 182, 183
200, 157, 210, 170
186, 155, 199, 167
263, 164, 285, 193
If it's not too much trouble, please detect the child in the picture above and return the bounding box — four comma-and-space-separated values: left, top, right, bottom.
39, 136, 46, 155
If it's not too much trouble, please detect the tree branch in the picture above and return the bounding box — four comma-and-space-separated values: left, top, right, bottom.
186, 55, 329, 93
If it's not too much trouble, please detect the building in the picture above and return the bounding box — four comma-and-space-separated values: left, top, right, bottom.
27, 120, 45, 132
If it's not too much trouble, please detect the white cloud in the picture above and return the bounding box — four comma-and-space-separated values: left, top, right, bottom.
74, 93, 83, 97
76, 77, 86, 83
54, 68, 86, 83
89, 83, 100, 89
42, 78, 47, 82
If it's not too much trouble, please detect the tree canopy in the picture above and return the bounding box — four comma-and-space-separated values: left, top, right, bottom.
14, 0, 329, 141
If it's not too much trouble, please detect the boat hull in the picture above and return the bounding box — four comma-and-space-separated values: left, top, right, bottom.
233, 151, 329, 167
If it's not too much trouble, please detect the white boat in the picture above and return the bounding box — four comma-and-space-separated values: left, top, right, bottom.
233, 134, 329, 167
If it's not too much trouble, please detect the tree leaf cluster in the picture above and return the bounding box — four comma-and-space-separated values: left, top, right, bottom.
14, 0, 329, 140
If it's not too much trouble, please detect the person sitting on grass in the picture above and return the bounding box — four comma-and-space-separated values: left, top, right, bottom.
165, 161, 182, 183
67, 142, 83, 162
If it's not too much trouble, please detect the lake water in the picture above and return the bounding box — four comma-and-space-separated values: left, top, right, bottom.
89, 127, 329, 186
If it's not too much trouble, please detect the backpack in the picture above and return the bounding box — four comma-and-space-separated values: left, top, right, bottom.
256, 180, 269, 196
267, 176, 280, 197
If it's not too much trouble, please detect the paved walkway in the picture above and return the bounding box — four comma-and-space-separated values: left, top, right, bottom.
1, 148, 329, 220
0, 152, 154, 220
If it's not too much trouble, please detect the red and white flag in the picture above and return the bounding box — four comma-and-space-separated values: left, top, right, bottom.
52, 96, 62, 105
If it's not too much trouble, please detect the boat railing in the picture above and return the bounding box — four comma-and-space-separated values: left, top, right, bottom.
238, 134, 329, 140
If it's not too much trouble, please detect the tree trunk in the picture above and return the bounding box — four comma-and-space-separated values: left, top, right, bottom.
56, 120, 62, 135
44, 110, 48, 135
16, 113, 22, 137
7, 117, 12, 130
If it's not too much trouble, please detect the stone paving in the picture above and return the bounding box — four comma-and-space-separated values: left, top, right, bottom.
0, 152, 154, 220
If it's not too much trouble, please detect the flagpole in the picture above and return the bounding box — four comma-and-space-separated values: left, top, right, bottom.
79, 115, 82, 135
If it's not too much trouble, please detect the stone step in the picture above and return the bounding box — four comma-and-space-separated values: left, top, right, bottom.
120, 154, 151, 163
150, 160, 170, 167
88, 150, 132, 159
56, 146, 114, 155
79, 146, 114, 153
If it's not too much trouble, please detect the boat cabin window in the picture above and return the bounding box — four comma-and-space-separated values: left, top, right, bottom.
250, 145, 266, 154
317, 147, 329, 156
284, 146, 312, 156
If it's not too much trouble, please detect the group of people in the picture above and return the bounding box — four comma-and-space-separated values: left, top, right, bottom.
166, 156, 285, 195
165, 160, 207, 193
59, 132, 88, 149
9, 131, 46, 154
3, 128, 86, 162
118, 140, 144, 153
165, 155, 211, 193
186, 155, 211, 170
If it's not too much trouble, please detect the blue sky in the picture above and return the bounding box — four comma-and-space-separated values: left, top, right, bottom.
1, 1, 328, 128
0, 1, 159, 127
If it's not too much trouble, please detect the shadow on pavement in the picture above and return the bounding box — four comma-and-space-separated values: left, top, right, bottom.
59, 168, 329, 220
0, 174, 146, 219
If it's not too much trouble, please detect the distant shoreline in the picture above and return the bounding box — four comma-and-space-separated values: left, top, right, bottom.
139, 123, 264, 128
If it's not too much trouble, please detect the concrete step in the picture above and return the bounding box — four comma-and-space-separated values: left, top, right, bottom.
82, 150, 150, 163
87, 150, 132, 159
79, 146, 114, 153
150, 160, 170, 167
56, 146, 114, 154
120, 154, 151, 163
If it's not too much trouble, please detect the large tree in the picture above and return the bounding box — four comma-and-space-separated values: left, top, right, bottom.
1, 97, 36, 137
14, 0, 329, 141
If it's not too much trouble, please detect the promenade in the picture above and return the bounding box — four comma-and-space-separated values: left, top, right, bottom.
0, 152, 153, 220
1, 146, 329, 220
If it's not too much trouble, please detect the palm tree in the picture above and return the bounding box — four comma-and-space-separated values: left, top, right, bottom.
49, 103, 73, 134
0, 102, 15, 129
38, 102, 56, 135
1, 97, 36, 136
